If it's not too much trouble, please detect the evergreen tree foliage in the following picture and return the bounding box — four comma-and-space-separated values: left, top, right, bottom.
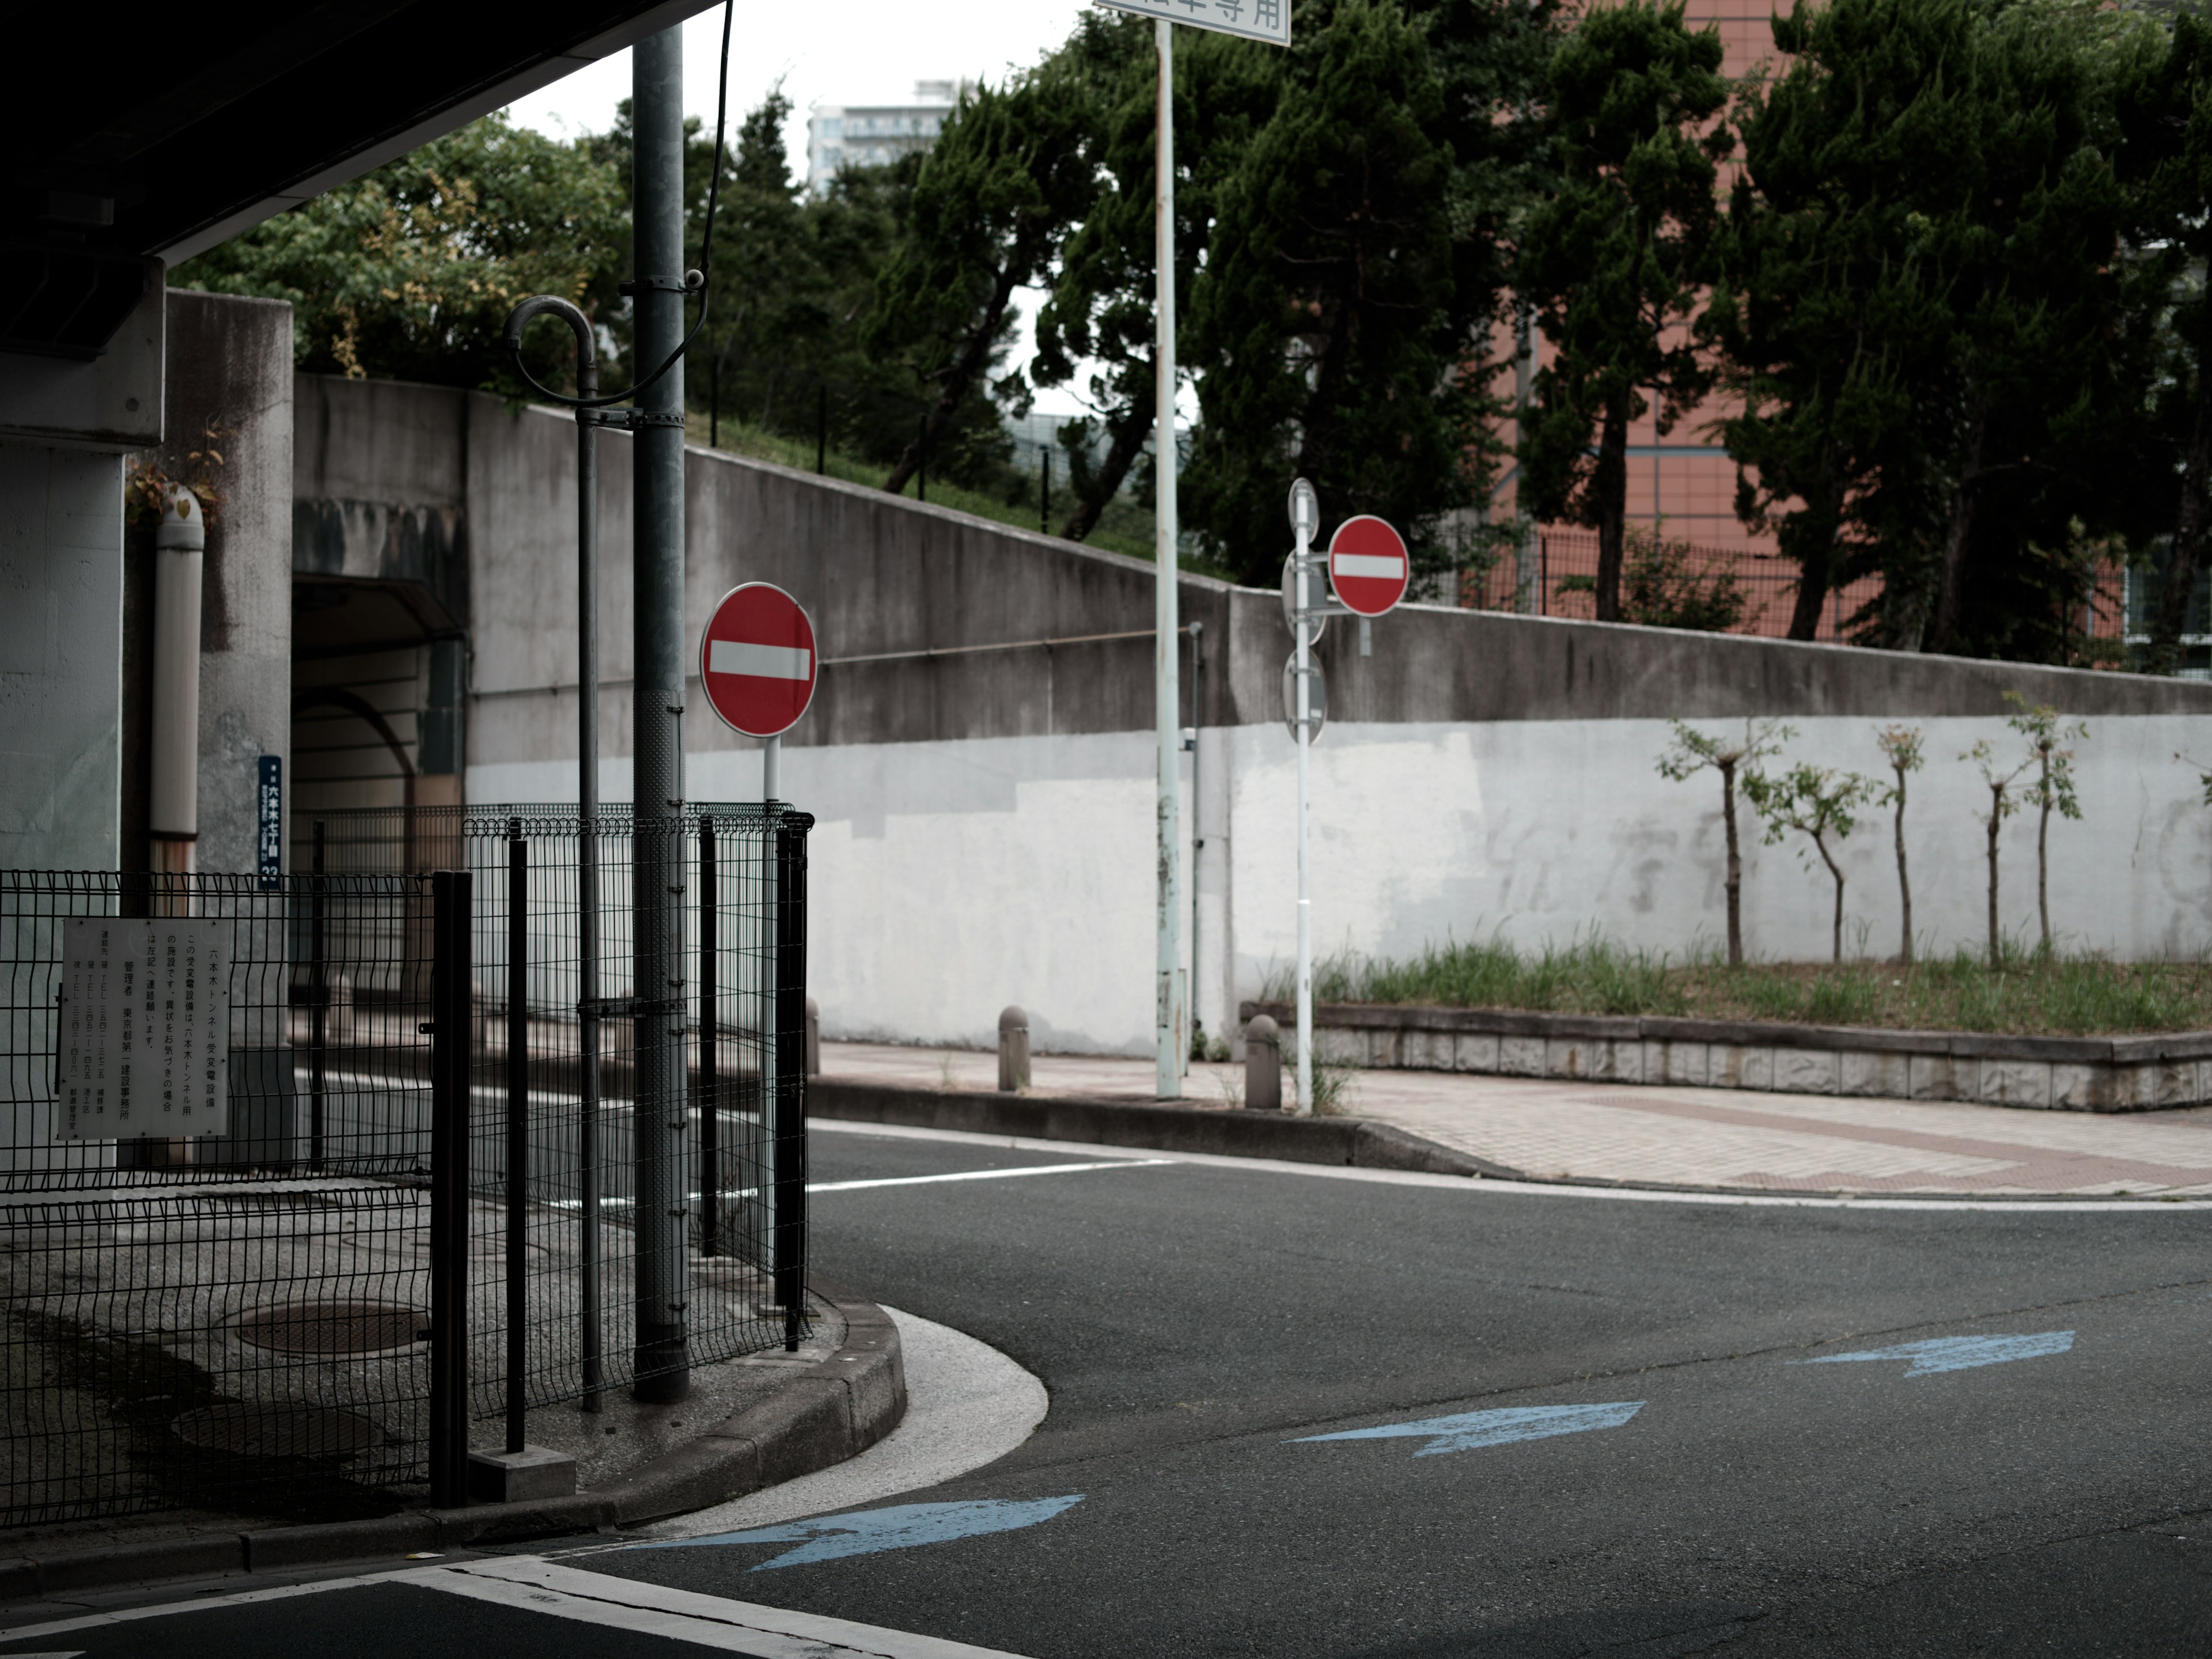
1514, 0, 1728, 622
173, 112, 627, 393
1184, 0, 1501, 584
863, 66, 1100, 496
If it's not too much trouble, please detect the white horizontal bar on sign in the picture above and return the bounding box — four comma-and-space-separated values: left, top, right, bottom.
709, 640, 812, 680
1334, 552, 1404, 579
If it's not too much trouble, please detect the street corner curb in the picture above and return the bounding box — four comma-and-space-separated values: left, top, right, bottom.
1, 1288, 907, 1603
808, 1075, 1516, 1180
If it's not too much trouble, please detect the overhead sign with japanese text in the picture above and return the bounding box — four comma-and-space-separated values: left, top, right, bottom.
56, 919, 230, 1141
1094, 0, 1289, 48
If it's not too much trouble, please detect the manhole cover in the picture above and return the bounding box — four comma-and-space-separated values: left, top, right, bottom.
171, 1404, 383, 1459
232, 1302, 427, 1355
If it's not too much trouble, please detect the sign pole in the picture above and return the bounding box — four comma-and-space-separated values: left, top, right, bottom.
1154, 16, 1184, 1100
1291, 486, 1315, 1116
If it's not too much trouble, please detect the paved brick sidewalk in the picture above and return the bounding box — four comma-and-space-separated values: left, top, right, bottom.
820, 1040, 2212, 1197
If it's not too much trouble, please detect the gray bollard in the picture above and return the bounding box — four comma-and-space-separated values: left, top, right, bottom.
804, 996, 820, 1077
998, 1006, 1031, 1093
1244, 1014, 1283, 1111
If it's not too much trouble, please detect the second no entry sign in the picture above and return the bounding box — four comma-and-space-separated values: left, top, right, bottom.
1328, 516, 1410, 618
700, 582, 817, 738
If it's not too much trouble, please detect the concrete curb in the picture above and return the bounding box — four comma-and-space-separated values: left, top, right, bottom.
807, 1078, 1521, 1179
0, 1283, 904, 1603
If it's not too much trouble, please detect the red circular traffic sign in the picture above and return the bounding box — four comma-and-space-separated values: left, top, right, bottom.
1328, 516, 1410, 617
699, 582, 817, 738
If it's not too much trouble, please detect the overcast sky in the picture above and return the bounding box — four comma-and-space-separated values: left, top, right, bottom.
505, 1, 1125, 418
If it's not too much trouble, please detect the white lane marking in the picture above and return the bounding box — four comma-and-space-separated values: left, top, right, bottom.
643, 1305, 1048, 1539
1332, 551, 1404, 580
806, 1116, 2212, 1212
810, 1159, 1172, 1194
435, 1555, 1035, 1657
709, 639, 811, 680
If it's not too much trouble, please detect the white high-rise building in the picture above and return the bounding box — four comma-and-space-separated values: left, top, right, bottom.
806, 81, 964, 193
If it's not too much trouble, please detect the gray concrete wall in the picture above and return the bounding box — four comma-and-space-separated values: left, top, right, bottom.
164, 291, 293, 877
289, 379, 2212, 1055
0, 276, 166, 872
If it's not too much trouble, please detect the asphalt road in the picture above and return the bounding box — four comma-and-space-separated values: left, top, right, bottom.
15, 1127, 2211, 1657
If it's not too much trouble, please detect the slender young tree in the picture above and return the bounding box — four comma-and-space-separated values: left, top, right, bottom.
1656, 718, 1794, 965
2002, 692, 2085, 953
1873, 725, 1925, 964
1516, 0, 1729, 620
1964, 736, 2035, 969
1744, 763, 1877, 963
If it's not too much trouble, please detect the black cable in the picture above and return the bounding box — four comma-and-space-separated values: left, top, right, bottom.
511, 0, 735, 409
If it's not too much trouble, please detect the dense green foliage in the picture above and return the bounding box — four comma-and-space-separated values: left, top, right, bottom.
178, 0, 2212, 668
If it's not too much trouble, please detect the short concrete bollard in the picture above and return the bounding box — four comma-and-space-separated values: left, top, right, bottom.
805, 996, 821, 1077
1244, 1014, 1283, 1111
998, 1005, 1031, 1093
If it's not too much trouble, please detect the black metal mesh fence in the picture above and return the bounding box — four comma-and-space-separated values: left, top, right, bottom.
304, 805, 810, 1425
0, 870, 437, 1526
0, 806, 810, 1527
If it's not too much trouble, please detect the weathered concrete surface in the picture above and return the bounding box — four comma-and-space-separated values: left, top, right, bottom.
165, 291, 293, 878
283, 378, 2212, 1056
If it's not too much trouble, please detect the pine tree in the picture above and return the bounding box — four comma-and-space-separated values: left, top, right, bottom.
1184, 0, 1487, 584
1514, 0, 1728, 623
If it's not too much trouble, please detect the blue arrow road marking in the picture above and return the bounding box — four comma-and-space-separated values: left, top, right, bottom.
1291, 1401, 1645, 1457
639, 1496, 1085, 1570
1796, 1331, 2075, 1377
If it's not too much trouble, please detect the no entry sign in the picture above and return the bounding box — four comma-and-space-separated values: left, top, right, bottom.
1328, 516, 1410, 618
699, 582, 817, 738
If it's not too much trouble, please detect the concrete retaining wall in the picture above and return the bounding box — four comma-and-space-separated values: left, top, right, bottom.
279, 376, 2212, 1059
1241, 998, 2212, 1113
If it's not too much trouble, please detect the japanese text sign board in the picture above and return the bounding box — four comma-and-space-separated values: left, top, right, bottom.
1094, 0, 1289, 47
56, 919, 230, 1141
700, 582, 819, 739
1328, 515, 1410, 618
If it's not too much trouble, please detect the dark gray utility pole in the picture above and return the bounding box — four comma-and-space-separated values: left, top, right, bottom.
631, 22, 691, 1404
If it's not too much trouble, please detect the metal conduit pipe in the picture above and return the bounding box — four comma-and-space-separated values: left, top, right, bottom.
150, 485, 204, 912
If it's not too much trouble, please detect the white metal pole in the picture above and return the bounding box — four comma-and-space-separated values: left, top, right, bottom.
763, 734, 781, 804
1293, 499, 1313, 1116
1154, 17, 1184, 1100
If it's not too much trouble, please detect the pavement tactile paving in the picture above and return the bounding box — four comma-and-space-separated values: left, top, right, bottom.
820, 1040, 2212, 1196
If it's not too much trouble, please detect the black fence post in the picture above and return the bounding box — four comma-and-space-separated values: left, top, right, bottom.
698, 816, 719, 1259
1041, 445, 1051, 535
772, 812, 807, 1350
310, 819, 327, 1168
429, 868, 473, 1508
505, 820, 528, 1455
917, 415, 927, 503
816, 384, 827, 476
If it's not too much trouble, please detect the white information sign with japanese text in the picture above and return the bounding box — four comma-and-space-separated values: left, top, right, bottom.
1094, 0, 1289, 47
56, 919, 229, 1140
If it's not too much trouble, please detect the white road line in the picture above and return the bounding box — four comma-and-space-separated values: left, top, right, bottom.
435, 1555, 1033, 1658
806, 1117, 2212, 1213
809, 1160, 1172, 1194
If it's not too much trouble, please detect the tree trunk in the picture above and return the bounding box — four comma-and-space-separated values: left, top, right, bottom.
1926, 407, 1987, 656
2037, 755, 2052, 954
2148, 366, 2212, 676
1721, 756, 1743, 967
1814, 831, 1845, 964
1786, 550, 1831, 642
1892, 775, 1913, 965
881, 264, 1022, 497
1593, 399, 1630, 623
1984, 788, 2002, 971
1059, 392, 1154, 543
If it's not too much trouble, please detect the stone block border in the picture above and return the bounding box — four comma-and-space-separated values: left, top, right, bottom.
1238, 1000, 2212, 1113
0, 1283, 904, 1603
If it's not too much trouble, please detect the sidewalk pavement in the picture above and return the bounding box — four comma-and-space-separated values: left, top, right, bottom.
820, 1041, 2212, 1198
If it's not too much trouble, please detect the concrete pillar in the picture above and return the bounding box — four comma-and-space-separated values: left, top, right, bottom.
1244, 1015, 1282, 1112
998, 1006, 1030, 1093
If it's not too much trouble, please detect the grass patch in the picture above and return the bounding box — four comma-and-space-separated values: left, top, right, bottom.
1261, 935, 2212, 1036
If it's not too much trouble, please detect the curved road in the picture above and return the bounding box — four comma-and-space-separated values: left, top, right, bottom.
12, 1123, 2210, 1657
